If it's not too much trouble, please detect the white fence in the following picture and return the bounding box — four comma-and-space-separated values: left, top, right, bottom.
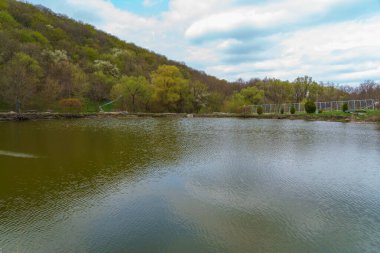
249, 99, 379, 114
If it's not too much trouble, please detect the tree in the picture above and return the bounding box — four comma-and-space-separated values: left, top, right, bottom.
94, 60, 120, 78
206, 92, 224, 112
290, 105, 296, 114
0, 52, 42, 111
342, 103, 348, 112
43, 50, 88, 99
88, 71, 115, 103
293, 76, 314, 102
38, 77, 61, 108
190, 81, 209, 113
151, 65, 190, 112
257, 106, 263, 115
111, 75, 151, 112
224, 92, 246, 113
240, 86, 264, 105
305, 101, 317, 114
265, 79, 291, 105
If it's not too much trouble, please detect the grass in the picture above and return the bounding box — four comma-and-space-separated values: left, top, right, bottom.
241, 109, 380, 122
268, 110, 380, 117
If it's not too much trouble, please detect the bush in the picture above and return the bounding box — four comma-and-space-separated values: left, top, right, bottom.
280, 107, 284, 114
239, 106, 251, 115
257, 106, 263, 115
290, 105, 296, 114
59, 98, 82, 112
0, 11, 18, 27
342, 103, 348, 112
304, 101, 316, 114
319, 109, 323, 114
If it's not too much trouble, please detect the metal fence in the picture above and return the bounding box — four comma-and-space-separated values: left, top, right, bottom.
249, 99, 380, 114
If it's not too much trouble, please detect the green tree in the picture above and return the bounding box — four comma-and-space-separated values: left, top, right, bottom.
264, 79, 292, 105
111, 75, 151, 112
240, 86, 264, 105
151, 65, 190, 112
290, 105, 296, 114
305, 101, 317, 114
205, 92, 224, 113
88, 71, 115, 102
342, 103, 348, 112
0, 52, 42, 111
257, 106, 263, 115
43, 50, 89, 99
224, 92, 246, 113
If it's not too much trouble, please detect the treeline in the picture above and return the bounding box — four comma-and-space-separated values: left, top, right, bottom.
0, 0, 378, 113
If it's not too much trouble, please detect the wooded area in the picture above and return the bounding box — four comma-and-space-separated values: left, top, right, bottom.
0, 0, 379, 113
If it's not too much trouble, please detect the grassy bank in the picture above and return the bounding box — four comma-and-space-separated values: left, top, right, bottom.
1, 110, 380, 123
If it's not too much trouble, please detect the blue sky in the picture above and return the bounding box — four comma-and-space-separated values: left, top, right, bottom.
26, 0, 380, 85
111, 0, 169, 16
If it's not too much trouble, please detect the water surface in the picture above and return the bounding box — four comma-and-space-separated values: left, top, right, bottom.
0, 118, 379, 253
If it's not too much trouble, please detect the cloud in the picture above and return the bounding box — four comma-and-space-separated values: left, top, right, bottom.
143, 0, 163, 7
184, 0, 347, 41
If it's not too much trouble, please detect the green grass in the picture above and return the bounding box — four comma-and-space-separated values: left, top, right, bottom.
254, 110, 380, 119
366, 110, 380, 116
82, 100, 100, 113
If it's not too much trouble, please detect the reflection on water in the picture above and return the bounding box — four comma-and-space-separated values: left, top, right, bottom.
0, 119, 379, 253
0, 150, 38, 158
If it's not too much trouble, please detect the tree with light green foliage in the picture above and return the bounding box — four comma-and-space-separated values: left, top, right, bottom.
0, 11, 18, 27
240, 86, 264, 105
225, 86, 264, 113
111, 75, 151, 112
151, 65, 190, 112
224, 92, 246, 113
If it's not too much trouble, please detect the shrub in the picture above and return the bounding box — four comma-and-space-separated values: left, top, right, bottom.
290, 105, 296, 114
240, 106, 251, 115
342, 103, 348, 112
0, 11, 18, 27
59, 98, 82, 112
319, 109, 323, 114
304, 101, 316, 114
257, 106, 263, 115
280, 107, 284, 114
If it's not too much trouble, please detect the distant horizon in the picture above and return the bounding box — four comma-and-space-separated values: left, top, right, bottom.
25, 0, 380, 86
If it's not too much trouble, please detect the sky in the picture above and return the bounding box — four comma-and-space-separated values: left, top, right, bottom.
26, 0, 380, 85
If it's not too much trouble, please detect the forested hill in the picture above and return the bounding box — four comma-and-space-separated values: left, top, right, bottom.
0, 0, 235, 113
0, 0, 378, 114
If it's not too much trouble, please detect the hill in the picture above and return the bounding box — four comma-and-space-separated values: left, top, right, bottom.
0, 0, 236, 113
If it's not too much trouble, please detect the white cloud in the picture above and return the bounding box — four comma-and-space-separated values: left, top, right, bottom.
185, 0, 348, 40
143, 0, 161, 7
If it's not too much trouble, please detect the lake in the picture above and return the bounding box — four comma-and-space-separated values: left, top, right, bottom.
0, 118, 379, 253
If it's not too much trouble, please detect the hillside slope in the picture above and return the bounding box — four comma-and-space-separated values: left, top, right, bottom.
0, 0, 234, 112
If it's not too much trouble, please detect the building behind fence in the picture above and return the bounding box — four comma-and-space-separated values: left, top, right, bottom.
249, 99, 380, 114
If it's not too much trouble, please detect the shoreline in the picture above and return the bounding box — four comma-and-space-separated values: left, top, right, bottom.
0, 112, 379, 123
